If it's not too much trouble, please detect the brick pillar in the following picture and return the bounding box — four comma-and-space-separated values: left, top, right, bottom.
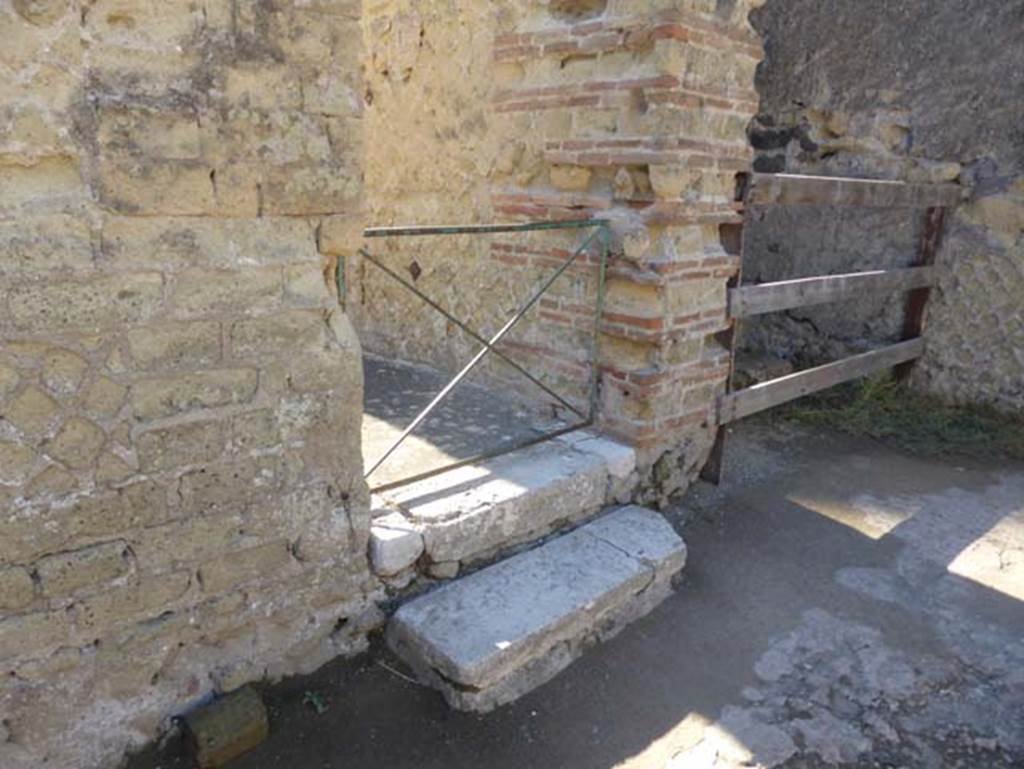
490, 1, 764, 500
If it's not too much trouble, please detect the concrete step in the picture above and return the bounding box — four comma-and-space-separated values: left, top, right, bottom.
386, 505, 686, 712
369, 430, 638, 582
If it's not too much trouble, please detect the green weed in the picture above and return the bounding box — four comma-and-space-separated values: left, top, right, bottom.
774, 375, 1024, 461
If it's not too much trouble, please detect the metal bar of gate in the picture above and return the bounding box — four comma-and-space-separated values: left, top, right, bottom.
588, 225, 609, 422
364, 224, 607, 483
364, 220, 603, 237
367, 423, 588, 494
357, 248, 586, 420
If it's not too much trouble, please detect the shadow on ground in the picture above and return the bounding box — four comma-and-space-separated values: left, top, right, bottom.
361, 354, 570, 489
127, 421, 1024, 769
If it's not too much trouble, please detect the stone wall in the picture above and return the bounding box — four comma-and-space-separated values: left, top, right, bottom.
355, 0, 765, 498
0, 3, 378, 768
354, 0, 494, 376
0, 1, 769, 763
743, 0, 1024, 413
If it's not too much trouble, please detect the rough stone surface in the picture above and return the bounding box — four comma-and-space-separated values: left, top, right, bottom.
558, 431, 640, 502
369, 514, 425, 577
0, 4, 376, 769
0, 566, 35, 611
425, 560, 460, 580
744, 0, 1024, 413
387, 505, 686, 711
561, 433, 637, 482
378, 432, 636, 567
35, 540, 130, 597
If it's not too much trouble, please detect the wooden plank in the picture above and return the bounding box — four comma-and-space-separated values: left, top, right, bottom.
729, 266, 937, 318
719, 339, 925, 424
895, 206, 947, 380
746, 173, 962, 209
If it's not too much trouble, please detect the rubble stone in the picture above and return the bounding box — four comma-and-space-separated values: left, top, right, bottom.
35, 541, 131, 598
369, 514, 424, 577
0, 567, 36, 611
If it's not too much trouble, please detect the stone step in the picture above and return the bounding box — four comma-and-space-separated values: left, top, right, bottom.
386, 505, 686, 712
369, 430, 637, 582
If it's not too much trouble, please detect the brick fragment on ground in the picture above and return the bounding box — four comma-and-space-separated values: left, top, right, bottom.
184, 686, 269, 769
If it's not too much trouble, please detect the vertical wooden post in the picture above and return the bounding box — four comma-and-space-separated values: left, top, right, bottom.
895, 205, 947, 381
699, 279, 741, 484
700, 175, 750, 484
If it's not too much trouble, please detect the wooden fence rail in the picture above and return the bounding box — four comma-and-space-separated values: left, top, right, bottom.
702, 173, 961, 484
745, 173, 963, 209
718, 339, 925, 424
728, 267, 937, 318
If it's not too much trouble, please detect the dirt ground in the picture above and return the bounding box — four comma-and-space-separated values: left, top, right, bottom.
127, 421, 1024, 769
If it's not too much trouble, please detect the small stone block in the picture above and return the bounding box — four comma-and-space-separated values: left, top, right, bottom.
570, 435, 636, 480
426, 560, 460, 580
369, 514, 424, 577
184, 686, 269, 769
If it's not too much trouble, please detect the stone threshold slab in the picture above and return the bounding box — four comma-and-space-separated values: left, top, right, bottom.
372, 431, 637, 568
386, 505, 686, 712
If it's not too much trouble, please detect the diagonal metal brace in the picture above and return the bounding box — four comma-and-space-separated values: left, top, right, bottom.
364, 227, 604, 480
358, 248, 586, 420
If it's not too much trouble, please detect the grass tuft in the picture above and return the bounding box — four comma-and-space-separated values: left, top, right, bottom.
774, 375, 1024, 462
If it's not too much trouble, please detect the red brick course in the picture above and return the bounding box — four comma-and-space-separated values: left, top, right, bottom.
489, 8, 760, 460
